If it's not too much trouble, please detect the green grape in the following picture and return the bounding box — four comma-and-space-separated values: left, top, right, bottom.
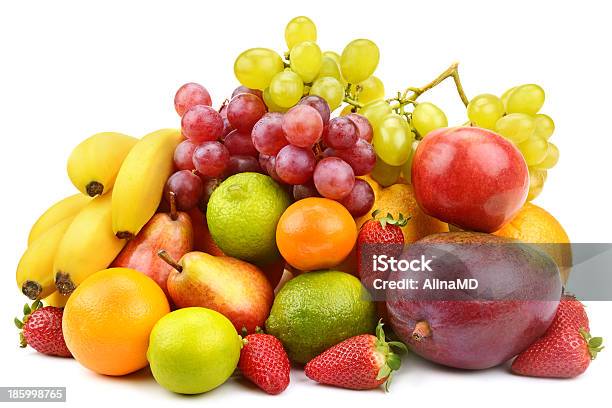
309, 76, 344, 110
359, 100, 392, 128
372, 114, 414, 166
371, 155, 402, 187
400, 140, 420, 182
290, 41, 322, 83
527, 167, 548, 201
495, 113, 535, 144
323, 51, 341, 64
285, 16, 317, 50
506, 84, 545, 115
519, 135, 549, 166
234, 48, 284, 90
316, 56, 344, 84
355, 76, 384, 104
501, 86, 516, 112
467, 93, 504, 129
269, 70, 304, 108
534, 142, 559, 170
533, 114, 555, 139
263, 87, 288, 112
412, 102, 448, 137
340, 39, 380, 84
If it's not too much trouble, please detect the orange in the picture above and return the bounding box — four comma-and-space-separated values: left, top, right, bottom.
494, 202, 572, 284
276, 197, 356, 271
62, 268, 170, 376
355, 175, 449, 243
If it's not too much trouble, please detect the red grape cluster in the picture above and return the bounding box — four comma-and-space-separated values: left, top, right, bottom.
166, 82, 376, 217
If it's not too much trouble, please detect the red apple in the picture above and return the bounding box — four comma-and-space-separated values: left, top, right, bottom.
411, 127, 528, 232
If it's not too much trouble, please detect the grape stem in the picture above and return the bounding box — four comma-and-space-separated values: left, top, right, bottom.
342, 62, 469, 112
400, 62, 469, 107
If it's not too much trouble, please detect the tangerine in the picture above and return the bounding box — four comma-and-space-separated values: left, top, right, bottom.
276, 197, 356, 271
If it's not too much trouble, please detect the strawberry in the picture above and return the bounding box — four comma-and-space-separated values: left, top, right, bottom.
357, 210, 408, 291
304, 320, 407, 391
238, 333, 290, 395
15, 301, 72, 357
511, 294, 603, 378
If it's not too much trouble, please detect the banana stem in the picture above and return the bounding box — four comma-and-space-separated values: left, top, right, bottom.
157, 250, 182, 272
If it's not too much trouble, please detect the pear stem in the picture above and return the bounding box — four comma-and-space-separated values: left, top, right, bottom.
168, 192, 178, 221
157, 250, 182, 272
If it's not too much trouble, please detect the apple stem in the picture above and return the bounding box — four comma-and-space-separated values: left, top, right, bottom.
157, 250, 182, 272
168, 192, 178, 221
412, 320, 432, 341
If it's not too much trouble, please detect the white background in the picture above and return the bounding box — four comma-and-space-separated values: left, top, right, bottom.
1, 0, 611, 406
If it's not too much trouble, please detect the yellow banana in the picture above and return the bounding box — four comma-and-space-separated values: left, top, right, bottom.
28, 193, 91, 245
112, 128, 183, 239
43, 291, 70, 308
67, 132, 138, 196
54, 193, 127, 295
17, 216, 75, 300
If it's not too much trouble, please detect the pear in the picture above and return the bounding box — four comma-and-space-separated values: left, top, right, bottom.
112, 193, 193, 296
159, 250, 273, 334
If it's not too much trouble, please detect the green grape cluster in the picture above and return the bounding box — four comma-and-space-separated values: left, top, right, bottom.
233, 16, 559, 198
467, 84, 559, 201
233, 16, 383, 113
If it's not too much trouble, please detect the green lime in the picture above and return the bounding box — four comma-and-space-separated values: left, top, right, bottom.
266, 270, 377, 364
147, 307, 241, 394
207, 172, 291, 264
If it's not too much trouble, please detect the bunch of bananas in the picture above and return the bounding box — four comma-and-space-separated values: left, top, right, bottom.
16, 129, 183, 301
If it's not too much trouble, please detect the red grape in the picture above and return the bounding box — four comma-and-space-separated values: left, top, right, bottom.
219, 103, 235, 138
224, 155, 262, 177
227, 93, 267, 133
338, 178, 375, 217
334, 139, 376, 176
293, 181, 320, 201
174, 139, 198, 171
192, 141, 230, 177
164, 170, 203, 211
264, 155, 283, 183
323, 117, 359, 149
174, 82, 212, 116
282, 105, 324, 148
232, 86, 263, 100
275, 145, 316, 185
322, 147, 335, 158
181, 105, 224, 142
259, 154, 272, 172
223, 130, 258, 157
199, 178, 222, 211
252, 112, 289, 155
313, 157, 355, 199
347, 113, 373, 143
298, 95, 331, 125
